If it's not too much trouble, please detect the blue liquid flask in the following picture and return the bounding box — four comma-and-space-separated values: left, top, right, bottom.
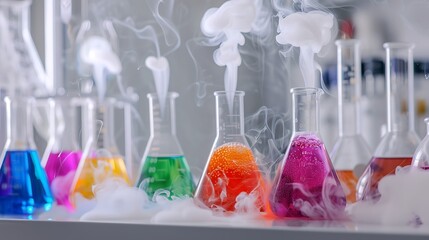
0, 97, 53, 215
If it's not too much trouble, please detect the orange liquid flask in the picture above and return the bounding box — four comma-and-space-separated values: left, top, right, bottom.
195, 91, 265, 212
357, 43, 420, 201
331, 40, 371, 203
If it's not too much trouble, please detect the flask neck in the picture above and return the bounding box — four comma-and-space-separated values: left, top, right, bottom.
55, 100, 80, 151
384, 44, 415, 133
336, 40, 361, 137
7, 97, 35, 150
292, 88, 322, 134
96, 101, 119, 155
148, 93, 177, 138
215, 91, 245, 139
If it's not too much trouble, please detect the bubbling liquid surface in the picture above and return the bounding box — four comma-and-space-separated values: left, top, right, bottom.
195, 142, 265, 212
270, 134, 346, 219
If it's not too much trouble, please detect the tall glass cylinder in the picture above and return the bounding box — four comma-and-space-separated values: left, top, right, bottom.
137, 92, 194, 199
195, 91, 265, 212
270, 88, 345, 219
357, 43, 420, 201
0, 97, 53, 215
331, 40, 371, 203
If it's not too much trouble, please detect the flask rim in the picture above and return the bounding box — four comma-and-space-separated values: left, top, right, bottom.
383, 42, 415, 50
335, 39, 360, 47
147, 92, 179, 99
290, 87, 324, 96
214, 91, 245, 97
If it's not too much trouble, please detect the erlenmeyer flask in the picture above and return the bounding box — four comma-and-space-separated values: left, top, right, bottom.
44, 98, 84, 209
71, 99, 130, 199
0, 0, 47, 95
412, 118, 429, 169
137, 92, 194, 199
194, 91, 265, 212
0, 97, 53, 215
270, 88, 346, 219
357, 43, 420, 201
331, 40, 372, 203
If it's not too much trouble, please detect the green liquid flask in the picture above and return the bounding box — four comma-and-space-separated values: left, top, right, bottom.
136, 92, 195, 199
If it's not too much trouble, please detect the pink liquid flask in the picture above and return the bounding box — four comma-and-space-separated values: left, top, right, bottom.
270, 88, 346, 219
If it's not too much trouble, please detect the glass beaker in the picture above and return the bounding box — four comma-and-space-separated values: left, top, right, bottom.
43, 98, 86, 209
331, 40, 372, 203
0, 0, 47, 95
270, 88, 346, 219
0, 97, 53, 215
357, 43, 420, 201
194, 91, 265, 212
71, 98, 130, 199
136, 92, 194, 199
412, 118, 429, 169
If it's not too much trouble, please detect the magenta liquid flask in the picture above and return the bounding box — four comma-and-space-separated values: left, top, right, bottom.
0, 97, 53, 215
357, 43, 420, 201
270, 88, 346, 219
43, 98, 87, 209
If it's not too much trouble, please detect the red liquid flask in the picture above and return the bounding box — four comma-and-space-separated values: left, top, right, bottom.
357, 43, 420, 201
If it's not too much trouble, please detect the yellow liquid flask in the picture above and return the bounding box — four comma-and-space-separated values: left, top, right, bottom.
331, 40, 372, 203
71, 99, 130, 199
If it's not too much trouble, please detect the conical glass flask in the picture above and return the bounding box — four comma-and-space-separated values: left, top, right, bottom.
194, 91, 265, 212
43, 98, 85, 209
0, 0, 47, 95
270, 88, 346, 219
0, 97, 53, 215
331, 40, 372, 203
136, 92, 194, 199
412, 118, 429, 169
71, 99, 130, 199
357, 43, 420, 201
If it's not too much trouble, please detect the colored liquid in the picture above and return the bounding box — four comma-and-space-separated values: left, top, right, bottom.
72, 156, 130, 199
0, 150, 53, 215
270, 134, 346, 219
45, 151, 81, 209
336, 170, 358, 203
195, 142, 265, 212
357, 157, 412, 201
137, 156, 195, 199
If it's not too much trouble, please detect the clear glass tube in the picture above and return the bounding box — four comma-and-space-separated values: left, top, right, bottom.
0, 97, 53, 215
357, 42, 420, 201
270, 88, 345, 219
0, 0, 46, 95
331, 40, 371, 204
137, 92, 194, 199
195, 91, 265, 212
412, 118, 429, 168
71, 99, 130, 200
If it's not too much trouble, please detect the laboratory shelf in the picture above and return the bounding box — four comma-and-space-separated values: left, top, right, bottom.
0, 218, 428, 240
